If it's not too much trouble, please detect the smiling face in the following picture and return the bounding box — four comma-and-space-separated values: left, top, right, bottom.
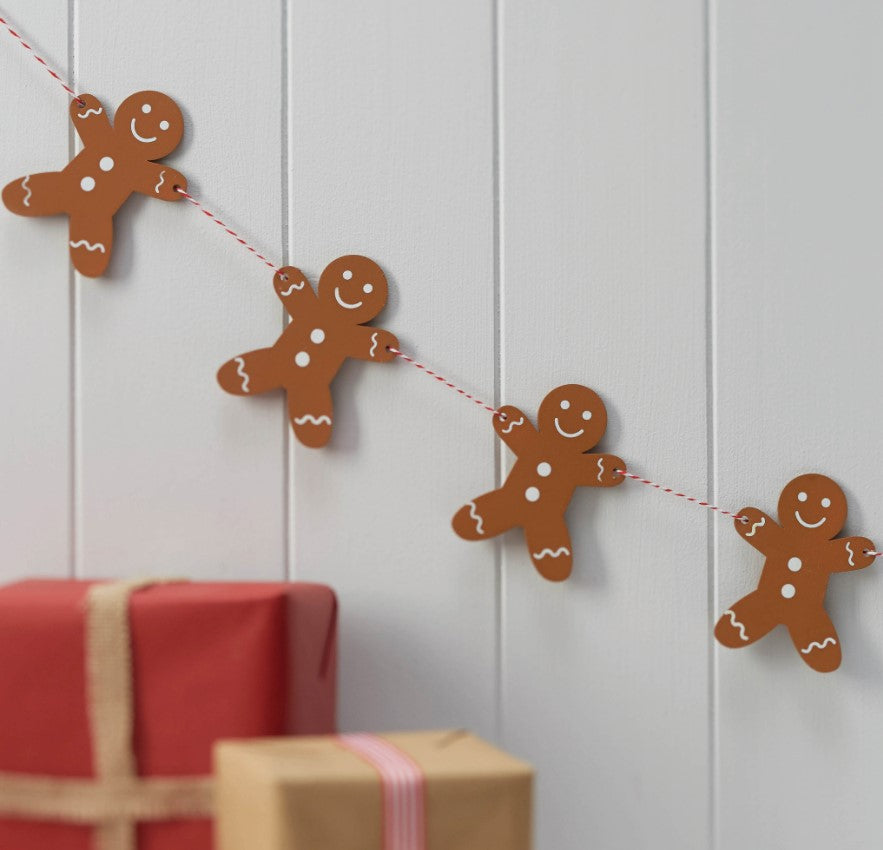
778, 474, 847, 539
537, 384, 607, 452
116, 91, 184, 159
318, 255, 389, 323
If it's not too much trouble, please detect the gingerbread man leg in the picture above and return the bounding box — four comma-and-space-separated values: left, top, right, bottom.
787, 611, 842, 673
69, 214, 113, 278
524, 519, 573, 582
452, 490, 520, 541
288, 384, 334, 448
218, 349, 282, 396
2, 172, 66, 217
714, 590, 779, 649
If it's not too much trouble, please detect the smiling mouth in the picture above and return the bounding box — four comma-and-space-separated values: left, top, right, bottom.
795, 510, 827, 529
334, 287, 363, 310
554, 418, 584, 439
130, 118, 157, 144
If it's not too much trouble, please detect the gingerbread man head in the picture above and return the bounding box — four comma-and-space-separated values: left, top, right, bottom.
778, 473, 847, 540
317, 255, 389, 324
537, 384, 608, 452
113, 91, 185, 160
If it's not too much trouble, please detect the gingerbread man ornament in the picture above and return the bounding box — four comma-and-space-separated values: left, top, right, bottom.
2, 91, 186, 277
715, 474, 876, 673
452, 385, 625, 582
217, 256, 398, 448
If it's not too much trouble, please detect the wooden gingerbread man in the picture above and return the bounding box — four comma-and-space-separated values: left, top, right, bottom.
217, 256, 398, 448
2, 91, 186, 277
715, 473, 876, 672
452, 384, 625, 582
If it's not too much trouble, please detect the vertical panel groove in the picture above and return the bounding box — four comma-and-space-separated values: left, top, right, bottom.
281, 0, 292, 580
68, 0, 79, 578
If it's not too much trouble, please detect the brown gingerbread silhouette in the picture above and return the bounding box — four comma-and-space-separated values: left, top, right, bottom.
2, 91, 186, 277
452, 385, 625, 582
715, 474, 875, 673
217, 256, 398, 448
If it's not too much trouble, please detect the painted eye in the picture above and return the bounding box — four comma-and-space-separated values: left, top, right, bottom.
142, 104, 152, 114
797, 492, 808, 502
582, 410, 592, 420
560, 400, 570, 410
821, 497, 831, 508
159, 120, 170, 131
342, 270, 353, 280
363, 283, 373, 294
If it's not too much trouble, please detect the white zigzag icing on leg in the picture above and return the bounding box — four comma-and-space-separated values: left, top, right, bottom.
845, 541, 855, 567
69, 239, 106, 253
154, 169, 166, 194
532, 547, 571, 560
800, 637, 837, 655
293, 414, 332, 426
21, 175, 32, 207
234, 357, 250, 392
723, 609, 749, 641
501, 416, 523, 435
745, 516, 765, 537
467, 501, 484, 535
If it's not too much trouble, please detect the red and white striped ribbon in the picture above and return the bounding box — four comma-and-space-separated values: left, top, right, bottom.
337, 734, 427, 850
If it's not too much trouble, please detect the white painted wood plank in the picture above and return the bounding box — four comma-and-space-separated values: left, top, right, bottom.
0, 3, 71, 580
713, 3, 883, 848
287, 0, 499, 736
501, 3, 710, 848
75, 0, 286, 578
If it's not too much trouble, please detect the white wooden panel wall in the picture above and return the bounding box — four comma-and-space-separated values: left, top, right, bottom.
2, 1, 883, 848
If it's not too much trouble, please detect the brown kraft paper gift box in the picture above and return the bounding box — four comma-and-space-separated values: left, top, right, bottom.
214, 730, 533, 850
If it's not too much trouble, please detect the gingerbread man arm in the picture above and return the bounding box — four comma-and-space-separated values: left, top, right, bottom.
580, 453, 626, 488
273, 267, 317, 317
733, 507, 783, 552
344, 326, 398, 363
492, 405, 539, 454
828, 536, 876, 573
130, 162, 187, 201
69, 95, 113, 146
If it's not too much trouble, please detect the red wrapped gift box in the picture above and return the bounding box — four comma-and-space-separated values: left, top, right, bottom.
0, 579, 337, 850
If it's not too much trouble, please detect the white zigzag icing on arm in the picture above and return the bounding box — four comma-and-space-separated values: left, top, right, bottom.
467, 501, 484, 535
69, 239, 106, 253
77, 107, 103, 118
233, 357, 250, 392
846, 541, 856, 567
293, 414, 332, 426
501, 416, 524, 435
370, 332, 379, 358
280, 279, 305, 296
723, 609, 749, 641
154, 169, 166, 194
597, 457, 605, 483
532, 547, 571, 560
21, 175, 32, 207
800, 637, 837, 654
745, 516, 766, 537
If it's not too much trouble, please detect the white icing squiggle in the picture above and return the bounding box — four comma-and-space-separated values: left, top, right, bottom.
234, 357, 250, 393
280, 279, 305, 296
369, 332, 379, 358
293, 414, 332, 426
597, 457, 605, 483
532, 547, 571, 560
69, 239, 105, 253
846, 541, 856, 567
723, 609, 749, 642
467, 501, 484, 535
77, 106, 103, 119
745, 516, 766, 538
800, 637, 837, 655
21, 175, 32, 207
154, 169, 166, 194
501, 416, 524, 435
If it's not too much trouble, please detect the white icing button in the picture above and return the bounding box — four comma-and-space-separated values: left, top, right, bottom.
781, 583, 796, 599
788, 557, 802, 572
342, 269, 353, 280
99, 156, 114, 172
525, 486, 540, 503
159, 120, 170, 131
537, 462, 552, 477
310, 328, 325, 344
80, 176, 96, 192
295, 351, 310, 367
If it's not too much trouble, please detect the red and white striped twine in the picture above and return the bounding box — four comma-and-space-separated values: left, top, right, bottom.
0, 15, 83, 104
613, 469, 748, 522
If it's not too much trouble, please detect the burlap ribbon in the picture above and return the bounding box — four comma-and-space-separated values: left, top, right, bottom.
0, 580, 215, 850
